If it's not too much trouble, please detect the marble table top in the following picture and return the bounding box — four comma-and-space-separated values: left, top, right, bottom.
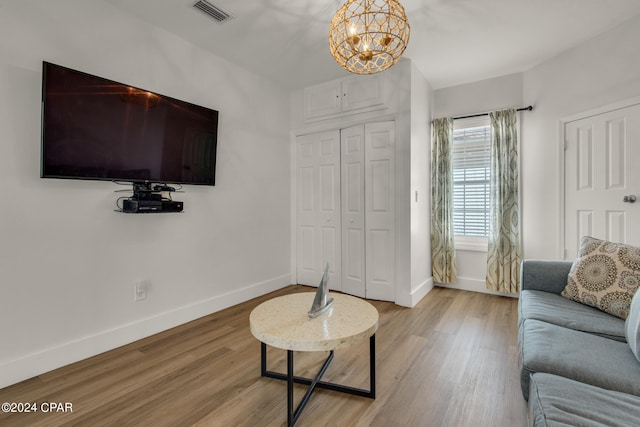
249, 292, 379, 352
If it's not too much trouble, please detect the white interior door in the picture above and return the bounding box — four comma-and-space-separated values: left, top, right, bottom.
364, 121, 396, 301
296, 131, 342, 290
341, 125, 366, 297
564, 103, 640, 259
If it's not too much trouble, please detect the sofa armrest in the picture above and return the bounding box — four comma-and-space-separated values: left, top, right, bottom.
520, 260, 573, 294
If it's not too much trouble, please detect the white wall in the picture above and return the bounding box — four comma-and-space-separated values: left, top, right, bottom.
434, 73, 524, 119
0, 0, 291, 387
432, 13, 640, 294
522, 13, 640, 260
409, 62, 434, 302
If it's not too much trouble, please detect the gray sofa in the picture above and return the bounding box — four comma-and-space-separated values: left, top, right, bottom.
518, 260, 640, 427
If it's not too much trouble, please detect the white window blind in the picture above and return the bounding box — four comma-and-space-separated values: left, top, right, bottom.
452, 121, 491, 238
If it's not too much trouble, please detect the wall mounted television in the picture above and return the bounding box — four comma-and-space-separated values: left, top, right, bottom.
41, 61, 219, 187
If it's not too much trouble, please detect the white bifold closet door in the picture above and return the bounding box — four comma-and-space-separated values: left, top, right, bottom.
341, 125, 366, 296
362, 121, 396, 301
296, 130, 342, 291
296, 121, 396, 301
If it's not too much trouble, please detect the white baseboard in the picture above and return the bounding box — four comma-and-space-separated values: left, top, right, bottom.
436, 277, 519, 298
0, 274, 290, 389
395, 277, 435, 307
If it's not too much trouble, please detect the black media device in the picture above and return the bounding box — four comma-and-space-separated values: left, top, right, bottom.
122, 199, 184, 214
40, 62, 219, 187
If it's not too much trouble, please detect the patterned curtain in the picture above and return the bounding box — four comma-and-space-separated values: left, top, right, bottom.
431, 117, 457, 284
486, 109, 521, 293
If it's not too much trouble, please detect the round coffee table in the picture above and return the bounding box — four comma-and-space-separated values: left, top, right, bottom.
250, 292, 378, 426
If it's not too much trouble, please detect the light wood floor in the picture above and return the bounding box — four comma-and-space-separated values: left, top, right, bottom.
0, 286, 527, 427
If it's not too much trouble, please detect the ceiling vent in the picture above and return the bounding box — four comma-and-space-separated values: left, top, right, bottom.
193, 0, 233, 23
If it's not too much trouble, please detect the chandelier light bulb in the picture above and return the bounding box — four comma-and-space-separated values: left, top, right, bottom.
328, 0, 410, 74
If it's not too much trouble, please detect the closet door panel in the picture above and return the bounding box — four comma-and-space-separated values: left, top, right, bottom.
317, 132, 341, 289
296, 133, 317, 285
369, 229, 392, 282
299, 226, 316, 274
296, 131, 341, 289
299, 167, 315, 211
370, 159, 392, 212
341, 125, 366, 297
365, 121, 396, 301
345, 228, 365, 282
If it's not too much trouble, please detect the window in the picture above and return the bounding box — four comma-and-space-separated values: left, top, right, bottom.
452, 118, 491, 247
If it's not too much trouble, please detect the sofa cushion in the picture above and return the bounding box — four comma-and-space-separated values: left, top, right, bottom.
561, 236, 640, 319
519, 319, 640, 401
519, 290, 626, 342
529, 372, 640, 427
627, 290, 640, 362
520, 260, 573, 294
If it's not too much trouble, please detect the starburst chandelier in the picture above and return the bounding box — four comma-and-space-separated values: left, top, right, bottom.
328, 0, 410, 75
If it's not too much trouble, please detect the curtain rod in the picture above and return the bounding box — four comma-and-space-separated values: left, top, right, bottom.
453, 105, 533, 120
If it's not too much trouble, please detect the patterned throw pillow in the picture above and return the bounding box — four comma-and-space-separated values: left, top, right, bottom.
562, 236, 640, 319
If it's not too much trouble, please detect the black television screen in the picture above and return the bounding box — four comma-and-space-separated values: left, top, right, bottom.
41, 62, 218, 186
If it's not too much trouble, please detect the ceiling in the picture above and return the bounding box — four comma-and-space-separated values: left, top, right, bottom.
105, 0, 640, 91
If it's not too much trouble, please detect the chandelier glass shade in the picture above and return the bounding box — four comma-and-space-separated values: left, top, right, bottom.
329, 0, 410, 75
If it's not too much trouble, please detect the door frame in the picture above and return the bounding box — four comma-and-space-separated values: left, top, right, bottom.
558, 95, 640, 260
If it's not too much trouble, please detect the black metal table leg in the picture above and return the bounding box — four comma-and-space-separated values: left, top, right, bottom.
287, 350, 294, 427
260, 334, 376, 426
370, 334, 376, 398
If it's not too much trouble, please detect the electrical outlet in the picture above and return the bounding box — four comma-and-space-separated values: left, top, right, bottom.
134, 280, 148, 301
